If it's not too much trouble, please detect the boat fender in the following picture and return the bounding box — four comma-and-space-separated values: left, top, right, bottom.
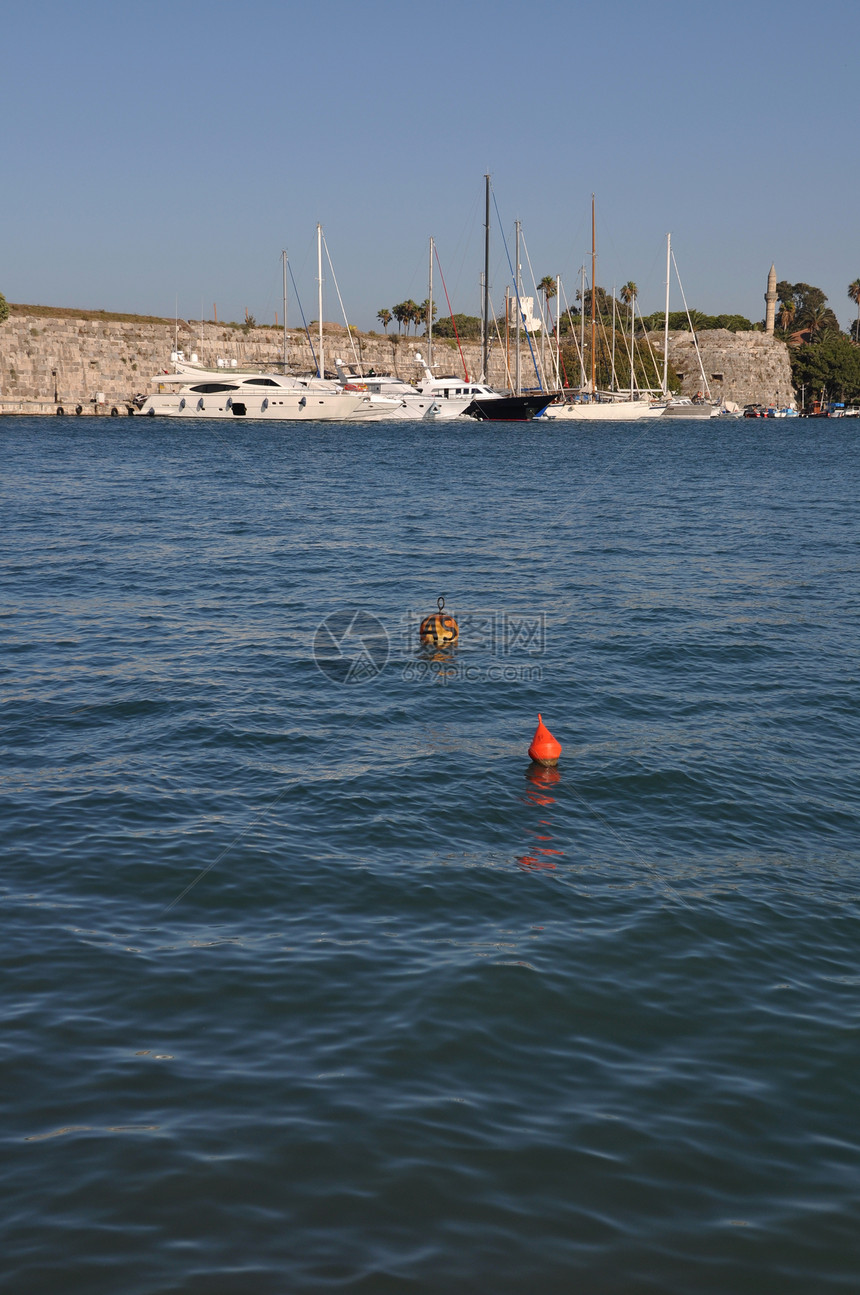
111, 407, 119, 416
299, 396, 307, 408
75, 405, 83, 415
56, 406, 64, 416
419, 595, 458, 648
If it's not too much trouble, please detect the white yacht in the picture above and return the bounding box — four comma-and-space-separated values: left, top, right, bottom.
334, 359, 437, 419
334, 354, 550, 421
412, 354, 551, 421
137, 357, 392, 421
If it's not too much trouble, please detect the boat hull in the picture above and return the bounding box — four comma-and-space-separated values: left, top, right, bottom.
661, 401, 717, 418
138, 390, 372, 420
541, 399, 654, 421
463, 394, 554, 422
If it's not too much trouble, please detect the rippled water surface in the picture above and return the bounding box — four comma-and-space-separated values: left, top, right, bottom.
2, 414, 859, 1294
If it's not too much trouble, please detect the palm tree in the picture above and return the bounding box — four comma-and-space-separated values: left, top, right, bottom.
807, 303, 829, 340
619, 281, 638, 308
391, 302, 409, 335
538, 275, 557, 330
848, 279, 860, 343
777, 300, 796, 336
377, 308, 392, 334
419, 298, 436, 335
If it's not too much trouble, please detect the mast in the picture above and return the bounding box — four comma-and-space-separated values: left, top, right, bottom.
555, 273, 561, 390
663, 232, 671, 396
580, 264, 586, 387
482, 173, 490, 382
590, 194, 597, 395
281, 250, 288, 372
428, 235, 434, 372
630, 289, 635, 398
515, 219, 521, 396
317, 222, 324, 379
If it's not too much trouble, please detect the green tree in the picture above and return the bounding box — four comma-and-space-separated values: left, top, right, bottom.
791, 333, 860, 403
848, 279, 860, 343
377, 307, 392, 333
419, 299, 437, 335
619, 281, 638, 327
433, 313, 482, 339
392, 300, 420, 335
576, 285, 613, 318
777, 300, 796, 335
538, 275, 557, 329
0, 292, 9, 325
777, 281, 838, 337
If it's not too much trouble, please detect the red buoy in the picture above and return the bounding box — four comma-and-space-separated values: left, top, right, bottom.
528, 713, 562, 766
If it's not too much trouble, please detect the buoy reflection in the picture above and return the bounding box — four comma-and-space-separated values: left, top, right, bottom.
517, 762, 565, 870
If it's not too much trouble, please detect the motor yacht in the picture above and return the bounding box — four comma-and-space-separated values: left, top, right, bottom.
137, 357, 392, 421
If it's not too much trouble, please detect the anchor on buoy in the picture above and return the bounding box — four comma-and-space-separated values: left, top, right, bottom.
419, 595, 459, 649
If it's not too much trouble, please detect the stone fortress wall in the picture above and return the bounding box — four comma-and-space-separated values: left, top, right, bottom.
0, 311, 793, 413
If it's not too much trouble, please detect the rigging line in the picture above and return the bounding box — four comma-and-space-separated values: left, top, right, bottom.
489, 295, 514, 387
433, 244, 470, 382
520, 232, 549, 390
321, 232, 362, 372
559, 281, 585, 384
492, 193, 543, 390
671, 248, 710, 398
637, 298, 663, 393
287, 260, 318, 375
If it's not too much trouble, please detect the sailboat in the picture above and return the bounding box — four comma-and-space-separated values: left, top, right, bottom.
657, 233, 718, 418
542, 197, 653, 422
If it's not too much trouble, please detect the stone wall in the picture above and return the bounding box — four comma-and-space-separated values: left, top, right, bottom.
0, 312, 794, 411
658, 329, 793, 408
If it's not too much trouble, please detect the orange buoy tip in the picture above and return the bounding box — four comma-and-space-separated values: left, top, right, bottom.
528, 713, 562, 766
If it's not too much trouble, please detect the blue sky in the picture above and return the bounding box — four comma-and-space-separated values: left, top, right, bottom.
3, 0, 859, 330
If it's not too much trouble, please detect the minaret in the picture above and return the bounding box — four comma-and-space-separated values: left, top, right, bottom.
765, 264, 777, 335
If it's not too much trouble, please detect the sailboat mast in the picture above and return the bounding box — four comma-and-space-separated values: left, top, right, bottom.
515, 219, 521, 396
482, 173, 490, 383
663, 232, 671, 396
282, 250, 288, 373
428, 235, 434, 371
580, 264, 586, 387
590, 195, 597, 395
555, 274, 561, 390
317, 223, 324, 379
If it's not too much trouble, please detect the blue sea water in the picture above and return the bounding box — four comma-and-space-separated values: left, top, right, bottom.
1, 413, 859, 1294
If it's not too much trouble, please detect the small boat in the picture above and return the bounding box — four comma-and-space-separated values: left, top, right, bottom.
660, 395, 717, 418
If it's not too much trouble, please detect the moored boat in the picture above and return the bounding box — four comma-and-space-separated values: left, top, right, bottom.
137, 360, 382, 420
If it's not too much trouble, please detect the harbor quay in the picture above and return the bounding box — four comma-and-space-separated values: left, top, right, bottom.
0, 310, 793, 414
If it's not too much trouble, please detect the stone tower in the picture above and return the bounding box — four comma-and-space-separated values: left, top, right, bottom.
765, 264, 777, 335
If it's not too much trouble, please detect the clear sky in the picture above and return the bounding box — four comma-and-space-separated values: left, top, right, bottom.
2, 0, 859, 331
